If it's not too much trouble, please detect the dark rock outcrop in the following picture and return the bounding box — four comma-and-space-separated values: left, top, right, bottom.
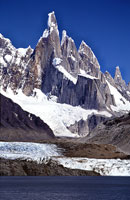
82, 112, 130, 154
0, 94, 55, 141
87, 114, 109, 131
0, 158, 100, 176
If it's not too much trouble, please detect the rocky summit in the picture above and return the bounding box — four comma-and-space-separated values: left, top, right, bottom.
0, 12, 130, 137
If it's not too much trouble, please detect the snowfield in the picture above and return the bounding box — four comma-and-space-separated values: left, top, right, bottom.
0, 142, 130, 176
0, 87, 112, 137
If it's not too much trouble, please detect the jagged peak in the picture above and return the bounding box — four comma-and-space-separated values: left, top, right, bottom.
78, 40, 91, 53
48, 11, 58, 30
62, 30, 67, 38
115, 66, 121, 73
105, 70, 110, 75
114, 66, 122, 80
105, 70, 115, 85
0, 33, 3, 38
27, 45, 33, 50
0, 33, 12, 44
78, 40, 100, 69
79, 40, 95, 57
105, 70, 113, 77
61, 30, 67, 46
81, 40, 87, 46
0, 33, 33, 53
61, 30, 75, 48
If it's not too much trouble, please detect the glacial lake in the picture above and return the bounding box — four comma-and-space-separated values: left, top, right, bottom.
0, 176, 130, 200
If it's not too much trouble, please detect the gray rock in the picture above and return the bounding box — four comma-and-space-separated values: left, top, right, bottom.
114, 66, 127, 91
105, 71, 116, 87
67, 119, 89, 136
83, 112, 130, 154
61, 30, 80, 76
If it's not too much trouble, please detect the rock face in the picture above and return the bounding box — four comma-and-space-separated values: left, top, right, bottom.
0, 94, 55, 141
114, 66, 126, 90
0, 12, 115, 111
114, 66, 130, 101
83, 112, 130, 154
0, 12, 130, 137
0, 33, 33, 93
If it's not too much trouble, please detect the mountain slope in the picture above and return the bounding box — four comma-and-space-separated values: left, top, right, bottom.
0, 88, 112, 137
0, 93, 55, 141
81, 113, 130, 154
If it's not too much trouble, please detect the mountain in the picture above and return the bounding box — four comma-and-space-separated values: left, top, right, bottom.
0, 11, 130, 137
0, 93, 55, 141
81, 112, 130, 154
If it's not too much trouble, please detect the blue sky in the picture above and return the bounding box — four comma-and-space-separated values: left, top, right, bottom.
0, 0, 130, 83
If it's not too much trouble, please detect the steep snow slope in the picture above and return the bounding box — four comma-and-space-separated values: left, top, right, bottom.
107, 81, 130, 112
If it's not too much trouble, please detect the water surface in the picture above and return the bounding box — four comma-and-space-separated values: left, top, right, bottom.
0, 176, 130, 200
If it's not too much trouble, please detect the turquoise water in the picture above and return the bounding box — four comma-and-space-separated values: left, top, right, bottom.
0, 176, 130, 200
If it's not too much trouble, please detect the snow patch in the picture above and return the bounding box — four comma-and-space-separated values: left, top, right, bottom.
107, 81, 130, 112
42, 29, 49, 38
17, 48, 27, 57
70, 54, 76, 61
52, 58, 77, 84
52, 58, 62, 66
4, 55, 12, 63
79, 69, 98, 80
127, 91, 130, 96
55, 65, 77, 84
0, 33, 11, 44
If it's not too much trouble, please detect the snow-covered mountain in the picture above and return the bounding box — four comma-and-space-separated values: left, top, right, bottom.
0, 11, 130, 137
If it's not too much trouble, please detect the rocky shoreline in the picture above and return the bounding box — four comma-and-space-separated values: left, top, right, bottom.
0, 158, 100, 176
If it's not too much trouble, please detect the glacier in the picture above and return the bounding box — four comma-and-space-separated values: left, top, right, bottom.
0, 87, 112, 137
55, 157, 130, 176
0, 142, 61, 162
0, 142, 130, 176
